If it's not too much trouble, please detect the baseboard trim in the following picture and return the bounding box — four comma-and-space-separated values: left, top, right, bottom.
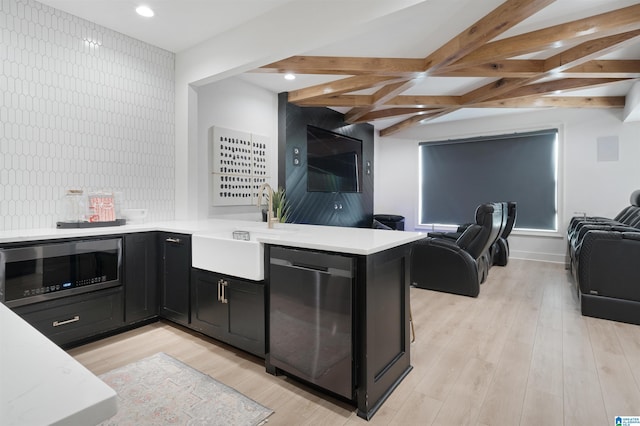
510, 250, 566, 264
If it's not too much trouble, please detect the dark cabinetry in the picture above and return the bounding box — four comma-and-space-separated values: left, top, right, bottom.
356, 244, 412, 419
13, 287, 124, 347
159, 233, 191, 326
124, 232, 158, 324
191, 268, 265, 357
266, 243, 412, 420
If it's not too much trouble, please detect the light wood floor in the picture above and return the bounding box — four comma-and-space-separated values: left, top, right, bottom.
68, 259, 640, 425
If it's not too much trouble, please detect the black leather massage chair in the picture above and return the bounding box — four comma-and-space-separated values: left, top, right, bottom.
567, 190, 640, 325
428, 201, 517, 268
410, 202, 503, 297
568, 190, 640, 268
490, 202, 517, 266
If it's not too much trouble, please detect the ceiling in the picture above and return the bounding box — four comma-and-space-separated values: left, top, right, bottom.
37, 0, 640, 137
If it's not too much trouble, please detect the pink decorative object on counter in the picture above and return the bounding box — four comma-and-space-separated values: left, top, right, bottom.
89, 193, 116, 222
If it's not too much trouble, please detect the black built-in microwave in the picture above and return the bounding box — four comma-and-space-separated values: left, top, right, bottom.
0, 238, 122, 308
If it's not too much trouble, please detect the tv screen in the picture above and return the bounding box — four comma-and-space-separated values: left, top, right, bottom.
307, 125, 363, 193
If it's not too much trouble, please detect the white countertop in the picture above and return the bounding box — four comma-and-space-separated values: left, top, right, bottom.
0, 219, 426, 255
0, 303, 117, 426
0, 219, 426, 281
246, 222, 426, 255
0, 219, 423, 423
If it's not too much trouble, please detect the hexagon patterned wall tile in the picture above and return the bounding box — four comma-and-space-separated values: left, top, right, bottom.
0, 0, 175, 231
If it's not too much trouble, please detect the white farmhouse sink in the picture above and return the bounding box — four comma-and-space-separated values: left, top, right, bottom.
191, 227, 296, 281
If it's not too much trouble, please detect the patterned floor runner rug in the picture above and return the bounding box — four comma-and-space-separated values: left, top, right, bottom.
99, 352, 273, 425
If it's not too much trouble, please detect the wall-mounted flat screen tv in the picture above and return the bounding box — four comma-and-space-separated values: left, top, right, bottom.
307, 125, 363, 193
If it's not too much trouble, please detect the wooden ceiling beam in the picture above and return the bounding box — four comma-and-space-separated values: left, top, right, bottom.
304, 94, 625, 110
379, 93, 625, 137
257, 56, 425, 76
345, 79, 416, 123
379, 114, 429, 137
478, 96, 625, 108
351, 0, 554, 128
296, 94, 462, 108
461, 77, 530, 105
255, 2, 639, 138
379, 109, 460, 137
433, 60, 544, 77
349, 107, 443, 123
422, 0, 556, 73
562, 60, 640, 78
484, 78, 630, 102
434, 59, 640, 78
260, 56, 640, 79
543, 30, 640, 73
293, 95, 374, 107
385, 96, 462, 108
287, 75, 403, 103
377, 0, 556, 135
443, 3, 640, 72
399, 78, 627, 137
461, 29, 639, 106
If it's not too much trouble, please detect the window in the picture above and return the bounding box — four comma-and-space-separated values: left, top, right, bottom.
419, 129, 558, 231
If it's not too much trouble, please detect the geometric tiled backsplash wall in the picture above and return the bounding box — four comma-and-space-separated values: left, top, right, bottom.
0, 0, 175, 231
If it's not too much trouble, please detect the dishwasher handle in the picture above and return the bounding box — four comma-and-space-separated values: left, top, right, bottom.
271, 257, 353, 278
292, 262, 328, 272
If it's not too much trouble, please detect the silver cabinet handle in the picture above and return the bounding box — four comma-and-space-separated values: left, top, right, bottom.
53, 315, 80, 327
221, 280, 228, 304
217, 279, 228, 303
217, 279, 223, 302
165, 238, 181, 243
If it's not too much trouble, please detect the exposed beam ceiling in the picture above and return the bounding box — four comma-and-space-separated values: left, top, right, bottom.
255, 0, 640, 136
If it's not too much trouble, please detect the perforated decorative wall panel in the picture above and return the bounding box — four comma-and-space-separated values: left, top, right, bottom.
0, 0, 175, 231
210, 126, 270, 206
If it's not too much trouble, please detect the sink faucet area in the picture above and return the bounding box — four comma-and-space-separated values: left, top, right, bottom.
191, 224, 299, 281
257, 183, 278, 229
192, 229, 265, 281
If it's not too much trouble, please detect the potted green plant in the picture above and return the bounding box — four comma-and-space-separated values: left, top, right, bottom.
271, 187, 290, 223
261, 187, 291, 223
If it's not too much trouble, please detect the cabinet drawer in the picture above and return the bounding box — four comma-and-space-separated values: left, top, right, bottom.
14, 287, 124, 347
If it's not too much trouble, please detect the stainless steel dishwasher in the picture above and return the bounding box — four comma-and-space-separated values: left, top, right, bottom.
268, 246, 354, 400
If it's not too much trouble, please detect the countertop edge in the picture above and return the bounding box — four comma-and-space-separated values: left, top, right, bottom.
1, 220, 427, 255
255, 233, 426, 255
0, 303, 118, 426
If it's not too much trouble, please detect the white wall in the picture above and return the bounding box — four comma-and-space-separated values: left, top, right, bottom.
375, 108, 640, 263
174, 0, 431, 220
0, 0, 175, 230
191, 87, 639, 264
196, 77, 278, 220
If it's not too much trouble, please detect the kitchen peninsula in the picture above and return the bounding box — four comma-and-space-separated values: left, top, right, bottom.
0, 302, 117, 425
0, 219, 425, 420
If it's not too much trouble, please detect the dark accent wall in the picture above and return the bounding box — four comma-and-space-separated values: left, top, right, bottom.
278, 93, 374, 228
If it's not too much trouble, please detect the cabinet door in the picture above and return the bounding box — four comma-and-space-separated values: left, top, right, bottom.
124, 233, 158, 324
190, 269, 265, 357
159, 233, 191, 326
190, 269, 227, 339
227, 278, 265, 357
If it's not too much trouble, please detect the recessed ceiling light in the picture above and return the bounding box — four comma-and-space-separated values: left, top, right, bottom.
136, 5, 154, 17
284, 73, 296, 81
